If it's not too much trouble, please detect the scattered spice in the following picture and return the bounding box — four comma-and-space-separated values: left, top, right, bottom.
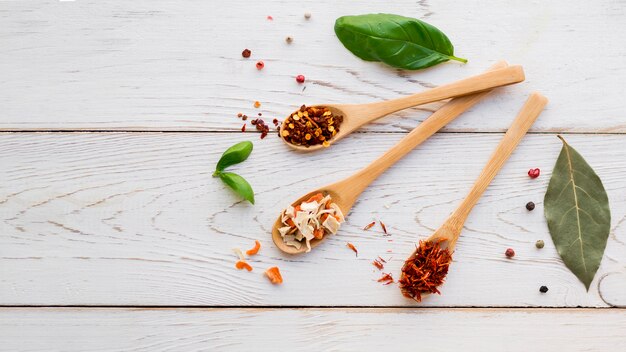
256, 61, 264, 70
363, 221, 376, 231
241, 49, 251, 58
250, 118, 270, 139
304, 12, 311, 20
235, 260, 253, 272
254, 101, 261, 108
380, 221, 388, 235
296, 74, 305, 84
347, 242, 358, 257
241, 124, 246, 132
272, 118, 279, 126
535, 240, 545, 249
399, 240, 452, 302
539, 285, 549, 293
246, 240, 261, 256
285, 36, 293, 44
265, 266, 283, 284
258, 112, 262, 116
277, 193, 344, 252
280, 105, 344, 148
237, 112, 243, 118
266, 15, 273, 21
378, 272, 394, 285
526, 201, 535, 211
505, 248, 515, 258
372, 256, 387, 270
373, 259, 384, 270
528, 168, 541, 178
242, 115, 248, 121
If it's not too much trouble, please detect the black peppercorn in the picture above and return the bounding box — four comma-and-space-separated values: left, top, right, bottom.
539, 285, 548, 293
526, 201, 535, 211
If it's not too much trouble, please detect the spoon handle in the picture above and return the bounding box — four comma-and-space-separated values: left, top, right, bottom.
353, 65, 525, 123
333, 61, 509, 206
452, 92, 548, 221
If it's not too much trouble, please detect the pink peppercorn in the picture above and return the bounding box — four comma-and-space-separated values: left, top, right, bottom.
256, 61, 264, 70
296, 75, 305, 83
505, 248, 515, 258
528, 168, 540, 178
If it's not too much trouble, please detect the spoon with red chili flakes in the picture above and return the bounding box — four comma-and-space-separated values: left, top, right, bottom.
399, 93, 548, 302
279, 65, 525, 152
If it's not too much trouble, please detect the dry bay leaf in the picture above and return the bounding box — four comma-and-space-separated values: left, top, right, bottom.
544, 136, 610, 290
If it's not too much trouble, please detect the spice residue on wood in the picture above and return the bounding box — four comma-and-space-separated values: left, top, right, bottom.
399, 240, 452, 302
277, 192, 345, 252
280, 105, 344, 147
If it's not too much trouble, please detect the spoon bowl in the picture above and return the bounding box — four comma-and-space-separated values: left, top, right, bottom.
280, 65, 525, 152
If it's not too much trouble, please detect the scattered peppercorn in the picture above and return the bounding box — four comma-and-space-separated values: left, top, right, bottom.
535, 240, 545, 249
539, 285, 549, 293
505, 248, 515, 258
254, 101, 261, 108
241, 49, 251, 58
258, 112, 262, 116
280, 105, 343, 147
304, 12, 311, 19
272, 118, 279, 126
256, 61, 264, 70
296, 75, 305, 84
241, 124, 246, 132
285, 36, 293, 44
250, 118, 270, 139
526, 201, 535, 211
528, 168, 541, 178
242, 115, 248, 121
237, 112, 243, 118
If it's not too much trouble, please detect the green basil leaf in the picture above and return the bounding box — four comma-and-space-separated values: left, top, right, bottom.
544, 136, 610, 290
214, 141, 253, 174
218, 172, 255, 204
334, 13, 467, 70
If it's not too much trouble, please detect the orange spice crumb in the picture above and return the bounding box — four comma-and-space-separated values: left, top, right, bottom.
265, 266, 283, 284
347, 242, 358, 257
235, 260, 253, 272
246, 240, 261, 256
254, 101, 261, 108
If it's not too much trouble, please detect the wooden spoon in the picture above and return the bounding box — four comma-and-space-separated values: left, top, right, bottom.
280, 65, 525, 152
399, 92, 548, 298
272, 61, 512, 254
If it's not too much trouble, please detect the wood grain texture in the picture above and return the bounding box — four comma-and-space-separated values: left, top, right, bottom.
1, 0, 625, 132
1, 132, 625, 307
1, 308, 625, 351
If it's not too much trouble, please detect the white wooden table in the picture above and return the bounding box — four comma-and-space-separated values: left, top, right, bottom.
1, 1, 625, 350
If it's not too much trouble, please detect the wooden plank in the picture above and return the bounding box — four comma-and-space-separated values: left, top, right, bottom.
1, 308, 625, 351
1, 132, 624, 306
1, 0, 624, 132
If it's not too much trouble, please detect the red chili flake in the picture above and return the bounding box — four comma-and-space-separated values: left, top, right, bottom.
380, 221, 388, 235
266, 15, 273, 21
363, 221, 376, 231
272, 118, 279, 126
378, 273, 394, 285
256, 61, 264, 70
378, 256, 387, 263
505, 248, 515, 258
387, 239, 393, 242
241, 124, 246, 132
258, 113, 262, 116
241, 49, 251, 58
261, 131, 268, 139
237, 112, 243, 118
296, 75, 305, 83
528, 168, 540, 178
386, 249, 393, 253
372, 259, 384, 270
242, 115, 248, 121
399, 240, 452, 302
346, 242, 358, 257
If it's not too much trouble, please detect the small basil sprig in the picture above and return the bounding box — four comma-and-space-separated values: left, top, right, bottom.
334, 13, 466, 70
213, 141, 255, 204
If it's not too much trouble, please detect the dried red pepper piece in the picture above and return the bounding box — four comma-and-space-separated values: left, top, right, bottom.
346, 242, 358, 257
378, 272, 394, 285
363, 221, 376, 231
380, 221, 388, 235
